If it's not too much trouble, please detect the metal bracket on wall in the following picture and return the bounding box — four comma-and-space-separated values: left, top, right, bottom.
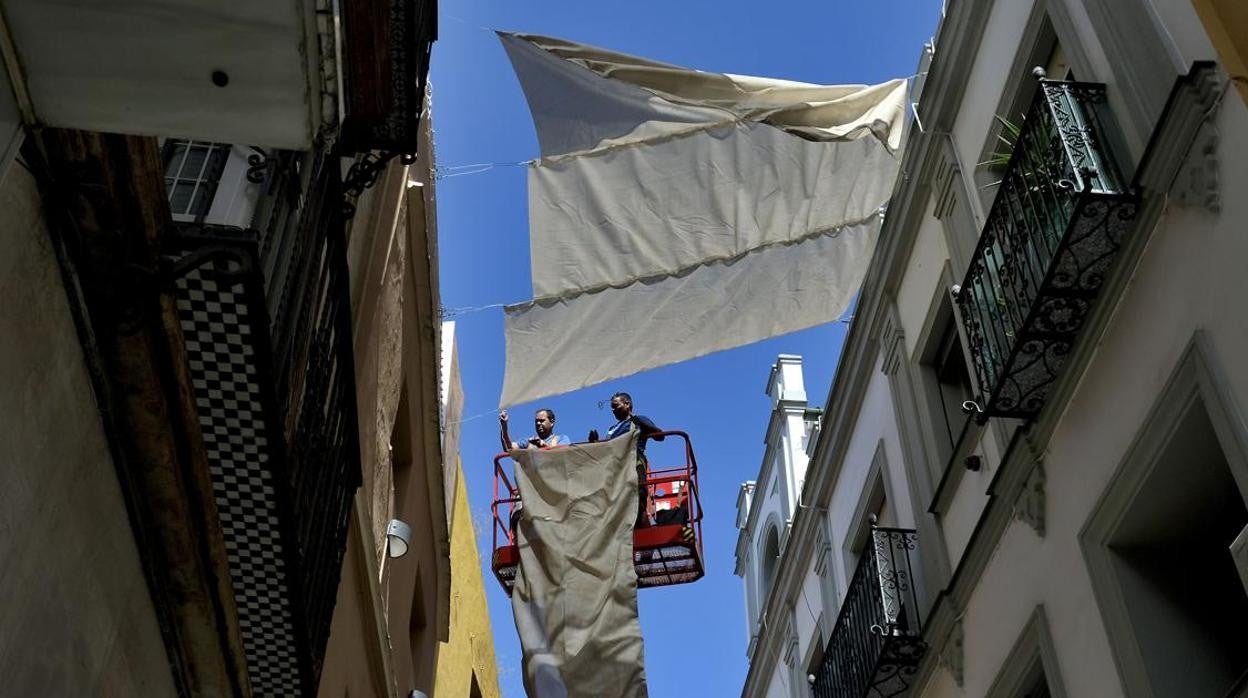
341, 150, 417, 219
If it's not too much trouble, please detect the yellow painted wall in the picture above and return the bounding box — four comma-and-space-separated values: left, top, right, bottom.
1193, 0, 1248, 104
433, 460, 502, 698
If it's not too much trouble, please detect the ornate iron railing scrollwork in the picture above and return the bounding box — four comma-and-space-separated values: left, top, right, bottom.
246, 146, 273, 185
811, 527, 925, 698
341, 150, 418, 219
956, 78, 1139, 421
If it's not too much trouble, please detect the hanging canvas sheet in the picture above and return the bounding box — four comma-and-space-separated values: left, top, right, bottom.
509, 432, 648, 698
498, 32, 906, 406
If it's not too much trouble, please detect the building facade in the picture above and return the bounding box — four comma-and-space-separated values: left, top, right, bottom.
317, 93, 455, 698
0, 2, 468, 696
431, 322, 502, 698
738, 1, 1248, 697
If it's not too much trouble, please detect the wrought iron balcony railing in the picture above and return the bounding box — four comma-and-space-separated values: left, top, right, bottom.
956, 79, 1139, 420
812, 527, 925, 698
166, 153, 361, 694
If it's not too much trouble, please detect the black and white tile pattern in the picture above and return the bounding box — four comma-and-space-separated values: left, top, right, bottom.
175, 261, 303, 697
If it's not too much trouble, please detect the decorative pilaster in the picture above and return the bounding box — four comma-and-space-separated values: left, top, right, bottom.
784, 631, 800, 668
931, 154, 959, 221
880, 309, 906, 377
813, 532, 832, 578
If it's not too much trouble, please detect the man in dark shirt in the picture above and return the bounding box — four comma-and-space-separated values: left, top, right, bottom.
603, 392, 665, 527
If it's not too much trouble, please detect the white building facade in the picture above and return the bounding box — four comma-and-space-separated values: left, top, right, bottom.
738, 1, 1248, 696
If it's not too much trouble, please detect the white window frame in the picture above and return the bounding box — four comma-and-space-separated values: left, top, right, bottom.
1080, 332, 1248, 698
985, 606, 1067, 698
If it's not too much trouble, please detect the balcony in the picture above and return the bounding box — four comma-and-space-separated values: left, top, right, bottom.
812, 528, 925, 698
165, 152, 361, 693
956, 79, 1139, 421
340, 0, 438, 153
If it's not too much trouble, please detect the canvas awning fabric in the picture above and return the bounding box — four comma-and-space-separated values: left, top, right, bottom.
510, 432, 648, 698
499, 32, 905, 407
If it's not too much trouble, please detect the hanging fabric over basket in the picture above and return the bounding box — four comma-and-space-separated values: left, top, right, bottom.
498, 32, 907, 407
510, 433, 648, 698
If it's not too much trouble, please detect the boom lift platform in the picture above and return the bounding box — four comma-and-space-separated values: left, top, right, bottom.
490, 430, 704, 593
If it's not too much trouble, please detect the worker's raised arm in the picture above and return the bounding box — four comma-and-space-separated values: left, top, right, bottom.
499, 410, 514, 452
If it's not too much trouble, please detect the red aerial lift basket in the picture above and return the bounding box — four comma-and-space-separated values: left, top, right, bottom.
490, 430, 705, 594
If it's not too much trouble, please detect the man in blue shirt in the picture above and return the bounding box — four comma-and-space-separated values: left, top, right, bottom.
499, 407, 571, 537
603, 392, 665, 527
499, 408, 570, 452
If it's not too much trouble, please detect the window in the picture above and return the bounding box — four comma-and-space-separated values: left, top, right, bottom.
918, 295, 975, 469
977, 34, 1072, 214
163, 140, 230, 221
470, 672, 483, 698
1083, 343, 1248, 698
1102, 404, 1247, 696
760, 524, 781, 604
930, 323, 974, 453
986, 607, 1066, 698
841, 446, 897, 580
973, 0, 1102, 214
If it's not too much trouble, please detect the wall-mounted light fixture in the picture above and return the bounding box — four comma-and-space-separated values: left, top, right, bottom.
387, 519, 412, 558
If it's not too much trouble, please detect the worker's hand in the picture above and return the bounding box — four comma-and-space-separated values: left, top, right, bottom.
527, 436, 543, 447
588, 429, 600, 442
499, 409, 509, 424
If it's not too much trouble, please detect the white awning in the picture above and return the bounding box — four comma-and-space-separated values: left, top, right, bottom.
499, 32, 905, 407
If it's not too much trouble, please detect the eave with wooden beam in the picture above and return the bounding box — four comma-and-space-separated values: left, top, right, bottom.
29, 127, 366, 697
25, 129, 253, 697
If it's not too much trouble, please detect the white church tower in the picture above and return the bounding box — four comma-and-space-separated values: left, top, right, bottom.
734, 355, 821, 656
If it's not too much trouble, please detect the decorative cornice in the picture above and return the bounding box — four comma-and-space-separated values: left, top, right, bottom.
1136, 62, 1223, 197
1013, 462, 1046, 537
1171, 124, 1220, 213
783, 628, 800, 669
931, 154, 959, 221
813, 533, 832, 578
734, 529, 752, 577
880, 316, 906, 377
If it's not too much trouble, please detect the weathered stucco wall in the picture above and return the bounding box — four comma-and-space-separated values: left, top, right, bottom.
317, 514, 389, 698
0, 166, 176, 695
433, 461, 502, 698
320, 156, 445, 697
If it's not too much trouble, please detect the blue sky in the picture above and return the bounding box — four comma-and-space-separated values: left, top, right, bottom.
430, 2, 943, 695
